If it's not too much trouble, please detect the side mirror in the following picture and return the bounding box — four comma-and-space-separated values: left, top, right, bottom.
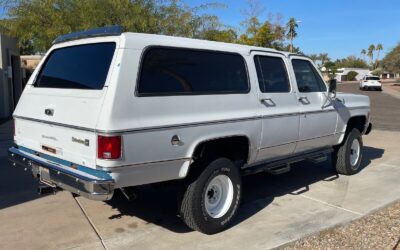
329, 79, 337, 97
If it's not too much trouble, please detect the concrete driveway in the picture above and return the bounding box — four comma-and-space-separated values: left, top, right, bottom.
1, 83, 399, 249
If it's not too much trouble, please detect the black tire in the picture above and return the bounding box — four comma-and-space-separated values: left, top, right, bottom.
178, 158, 242, 234
333, 128, 363, 175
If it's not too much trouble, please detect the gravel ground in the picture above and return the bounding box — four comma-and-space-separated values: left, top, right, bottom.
282, 201, 400, 250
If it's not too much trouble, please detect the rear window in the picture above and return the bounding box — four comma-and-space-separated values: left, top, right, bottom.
366, 77, 380, 81
35, 42, 116, 89
137, 47, 249, 96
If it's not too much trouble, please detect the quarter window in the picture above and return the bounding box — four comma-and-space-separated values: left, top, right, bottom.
254, 56, 290, 93
292, 59, 327, 92
35, 43, 116, 89
137, 48, 249, 95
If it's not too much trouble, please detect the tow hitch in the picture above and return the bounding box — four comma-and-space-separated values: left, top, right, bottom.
37, 184, 58, 195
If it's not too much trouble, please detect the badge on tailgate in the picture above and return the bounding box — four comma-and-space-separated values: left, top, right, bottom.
42, 145, 57, 154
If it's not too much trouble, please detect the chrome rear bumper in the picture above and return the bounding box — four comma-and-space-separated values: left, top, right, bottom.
8, 146, 114, 201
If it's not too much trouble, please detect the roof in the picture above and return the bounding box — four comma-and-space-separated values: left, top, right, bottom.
121, 32, 293, 56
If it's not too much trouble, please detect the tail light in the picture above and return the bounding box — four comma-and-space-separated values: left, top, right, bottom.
378, 80, 382, 83
97, 135, 122, 160
364, 80, 368, 82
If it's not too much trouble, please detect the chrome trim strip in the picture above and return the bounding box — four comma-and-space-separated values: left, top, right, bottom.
15, 106, 367, 134
97, 157, 192, 171
97, 116, 262, 134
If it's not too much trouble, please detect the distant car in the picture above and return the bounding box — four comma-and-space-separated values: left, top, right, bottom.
360, 76, 382, 91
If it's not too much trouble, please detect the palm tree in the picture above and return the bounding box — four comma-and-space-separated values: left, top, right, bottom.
308, 54, 319, 64
375, 43, 383, 68
318, 53, 330, 67
367, 44, 375, 67
361, 49, 367, 60
286, 18, 298, 53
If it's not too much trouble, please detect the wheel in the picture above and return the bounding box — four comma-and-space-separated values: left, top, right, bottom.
333, 128, 363, 175
178, 158, 242, 234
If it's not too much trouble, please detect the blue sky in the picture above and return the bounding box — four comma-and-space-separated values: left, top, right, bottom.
186, 0, 400, 60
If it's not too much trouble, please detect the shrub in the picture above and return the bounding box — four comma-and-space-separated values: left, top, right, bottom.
347, 71, 358, 81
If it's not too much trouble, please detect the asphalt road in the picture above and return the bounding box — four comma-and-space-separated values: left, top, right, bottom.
338, 82, 400, 131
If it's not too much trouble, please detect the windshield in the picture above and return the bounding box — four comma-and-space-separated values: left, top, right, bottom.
35, 42, 116, 89
366, 77, 380, 81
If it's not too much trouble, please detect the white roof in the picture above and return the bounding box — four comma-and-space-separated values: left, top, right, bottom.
121, 32, 293, 56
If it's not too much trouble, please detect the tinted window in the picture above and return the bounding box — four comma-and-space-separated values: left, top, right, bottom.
138, 48, 249, 95
254, 56, 290, 92
35, 43, 116, 89
292, 59, 327, 92
366, 76, 380, 81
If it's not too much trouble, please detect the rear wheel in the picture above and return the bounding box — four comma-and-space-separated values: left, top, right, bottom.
333, 128, 363, 175
179, 158, 241, 234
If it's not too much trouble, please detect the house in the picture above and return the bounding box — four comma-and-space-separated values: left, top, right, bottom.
335, 68, 371, 82
0, 33, 23, 119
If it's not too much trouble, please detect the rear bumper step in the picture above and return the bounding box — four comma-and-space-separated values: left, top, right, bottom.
8, 146, 115, 201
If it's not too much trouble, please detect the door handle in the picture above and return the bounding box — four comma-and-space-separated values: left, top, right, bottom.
260, 98, 276, 107
298, 96, 310, 105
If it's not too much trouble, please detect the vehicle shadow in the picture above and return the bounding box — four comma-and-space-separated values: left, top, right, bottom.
0, 155, 42, 210
106, 146, 384, 234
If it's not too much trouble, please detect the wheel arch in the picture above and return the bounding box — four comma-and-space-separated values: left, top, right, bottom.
339, 115, 367, 145
184, 135, 252, 178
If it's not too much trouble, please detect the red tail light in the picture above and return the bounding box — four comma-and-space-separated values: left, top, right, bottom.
364, 80, 368, 82
97, 135, 122, 160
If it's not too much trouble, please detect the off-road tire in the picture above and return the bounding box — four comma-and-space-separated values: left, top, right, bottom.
178, 158, 242, 234
333, 128, 363, 175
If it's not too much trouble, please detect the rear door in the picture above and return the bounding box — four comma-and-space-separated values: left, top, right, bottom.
252, 52, 300, 161
290, 56, 338, 153
13, 40, 119, 169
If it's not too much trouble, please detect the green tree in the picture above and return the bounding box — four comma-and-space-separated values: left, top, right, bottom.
318, 53, 331, 67
200, 28, 237, 43
308, 54, 319, 64
324, 61, 338, 80
346, 71, 358, 81
381, 43, 400, 74
0, 0, 225, 53
286, 17, 298, 53
335, 56, 368, 69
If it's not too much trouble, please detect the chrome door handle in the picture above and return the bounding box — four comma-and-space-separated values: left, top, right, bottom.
260, 98, 276, 107
298, 96, 310, 105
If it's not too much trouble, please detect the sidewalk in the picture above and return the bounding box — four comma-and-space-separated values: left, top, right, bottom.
383, 82, 400, 99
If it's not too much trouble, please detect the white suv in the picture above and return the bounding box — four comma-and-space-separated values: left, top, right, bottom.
360, 76, 382, 91
8, 26, 372, 234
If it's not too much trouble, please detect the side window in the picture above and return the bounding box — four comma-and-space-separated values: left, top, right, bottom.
254, 56, 290, 93
137, 48, 249, 95
292, 59, 327, 92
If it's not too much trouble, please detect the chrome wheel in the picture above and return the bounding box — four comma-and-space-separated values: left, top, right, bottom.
204, 175, 234, 218
350, 139, 361, 168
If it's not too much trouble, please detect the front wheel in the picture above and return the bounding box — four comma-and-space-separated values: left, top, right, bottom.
178, 158, 242, 234
333, 128, 363, 175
